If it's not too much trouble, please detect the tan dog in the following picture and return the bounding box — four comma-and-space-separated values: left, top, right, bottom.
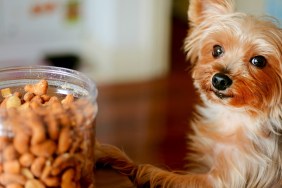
96, 0, 282, 187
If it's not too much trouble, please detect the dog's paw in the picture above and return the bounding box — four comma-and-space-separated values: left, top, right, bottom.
95, 140, 129, 164
94, 140, 110, 162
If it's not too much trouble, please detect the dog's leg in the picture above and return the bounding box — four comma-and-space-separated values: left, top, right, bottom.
95, 142, 212, 188
135, 164, 212, 188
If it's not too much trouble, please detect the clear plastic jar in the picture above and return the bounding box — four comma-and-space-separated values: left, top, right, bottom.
0, 66, 97, 188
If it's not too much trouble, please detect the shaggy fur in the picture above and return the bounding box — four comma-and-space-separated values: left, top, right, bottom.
95, 0, 282, 187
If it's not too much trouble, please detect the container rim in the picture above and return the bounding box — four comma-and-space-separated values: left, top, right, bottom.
0, 65, 98, 102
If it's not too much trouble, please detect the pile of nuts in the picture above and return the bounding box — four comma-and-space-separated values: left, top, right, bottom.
0, 80, 96, 188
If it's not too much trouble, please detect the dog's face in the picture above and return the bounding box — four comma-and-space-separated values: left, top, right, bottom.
185, 0, 282, 114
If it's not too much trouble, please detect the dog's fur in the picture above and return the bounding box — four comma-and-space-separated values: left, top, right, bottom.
95, 0, 282, 187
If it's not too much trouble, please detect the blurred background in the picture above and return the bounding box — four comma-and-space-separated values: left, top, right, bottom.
0, 0, 281, 81
0, 0, 281, 187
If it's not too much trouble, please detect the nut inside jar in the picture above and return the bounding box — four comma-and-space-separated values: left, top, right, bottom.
0, 80, 96, 188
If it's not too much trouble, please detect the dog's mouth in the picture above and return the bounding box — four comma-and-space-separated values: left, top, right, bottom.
211, 89, 233, 99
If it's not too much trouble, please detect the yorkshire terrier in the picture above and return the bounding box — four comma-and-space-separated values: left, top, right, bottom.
96, 0, 282, 187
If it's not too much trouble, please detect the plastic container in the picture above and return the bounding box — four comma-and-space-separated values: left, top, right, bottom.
0, 66, 98, 188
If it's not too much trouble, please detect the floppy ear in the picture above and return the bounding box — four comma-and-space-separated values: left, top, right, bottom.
188, 0, 234, 26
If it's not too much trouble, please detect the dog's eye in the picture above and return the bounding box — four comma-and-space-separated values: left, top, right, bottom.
250, 56, 267, 68
212, 45, 224, 58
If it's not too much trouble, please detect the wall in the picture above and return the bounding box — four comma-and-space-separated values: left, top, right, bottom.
236, 0, 282, 22
236, 0, 265, 15
0, 0, 82, 67
0, 0, 172, 84
174, 0, 282, 21
82, 0, 172, 83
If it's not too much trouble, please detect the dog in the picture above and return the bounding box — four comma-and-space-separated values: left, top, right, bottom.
95, 0, 282, 187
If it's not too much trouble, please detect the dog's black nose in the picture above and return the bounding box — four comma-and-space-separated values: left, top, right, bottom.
212, 73, 232, 90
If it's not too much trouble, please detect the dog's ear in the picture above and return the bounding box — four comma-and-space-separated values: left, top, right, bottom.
188, 0, 234, 26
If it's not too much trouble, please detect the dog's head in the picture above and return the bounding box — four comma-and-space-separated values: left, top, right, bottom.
185, 0, 282, 114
